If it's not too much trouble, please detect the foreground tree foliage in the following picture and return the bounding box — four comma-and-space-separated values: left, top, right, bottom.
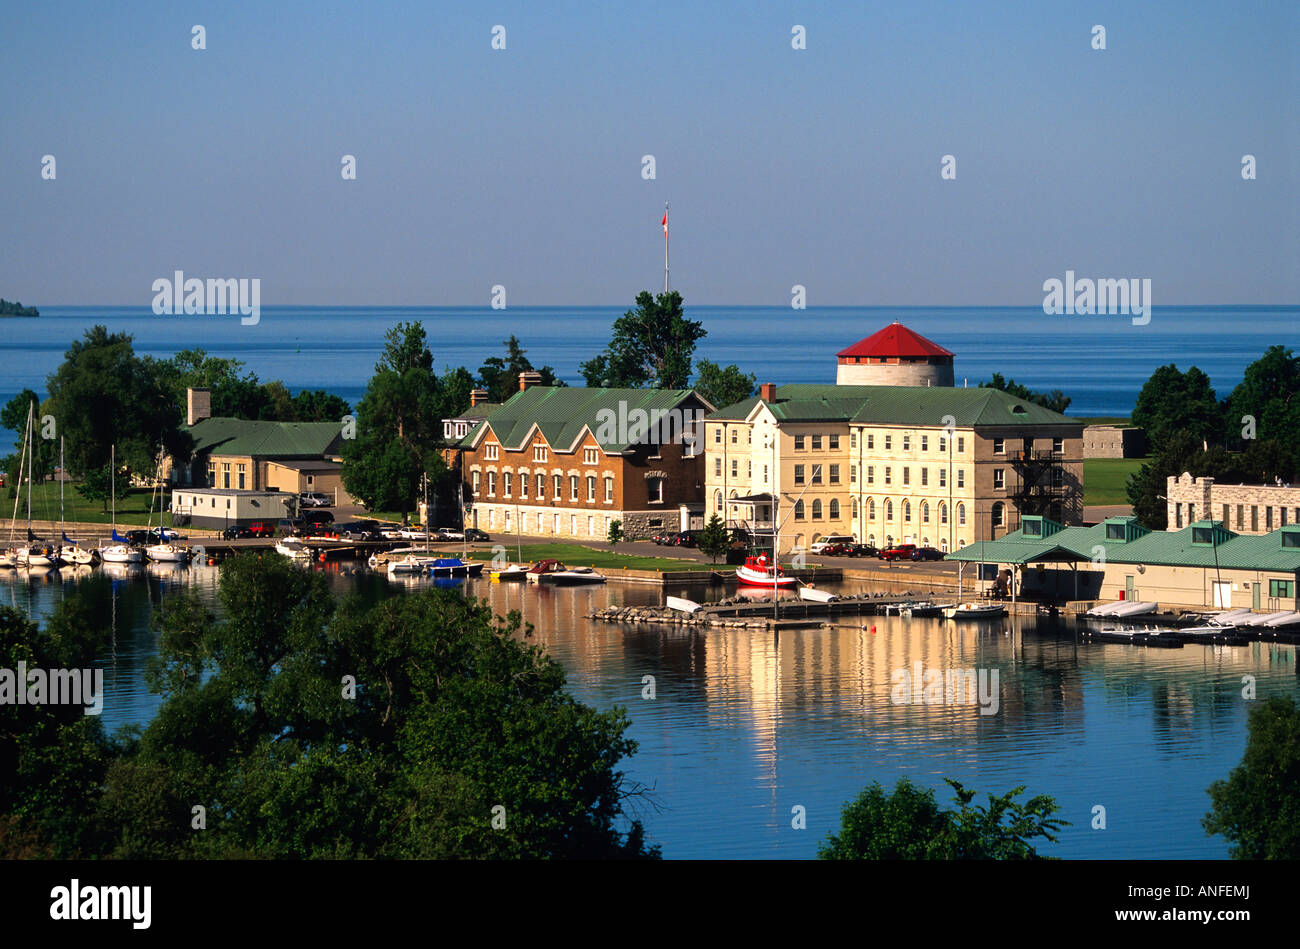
819, 777, 1066, 860
580, 291, 705, 389
1203, 696, 1300, 859
0, 556, 658, 859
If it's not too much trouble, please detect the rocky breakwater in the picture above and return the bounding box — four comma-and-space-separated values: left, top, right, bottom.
586, 603, 772, 629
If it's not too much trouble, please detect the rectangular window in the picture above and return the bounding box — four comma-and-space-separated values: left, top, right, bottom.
715, 457, 722, 477
957, 470, 965, 488
584, 448, 599, 465
748, 460, 752, 478
554, 474, 562, 498
485, 445, 499, 461
1266, 507, 1274, 530
812, 435, 822, 451
867, 434, 874, 450
957, 437, 965, 452
488, 472, 497, 496
884, 435, 892, 451
570, 475, 579, 500
902, 435, 910, 451
829, 464, 839, 484
794, 435, 805, 451
994, 438, 1005, 454
829, 434, 839, 450
884, 467, 891, 485
939, 469, 947, 488
237, 464, 246, 490
714, 426, 721, 444
730, 428, 737, 444
902, 467, 910, 486
850, 432, 857, 449
994, 469, 1005, 490
1283, 531, 1300, 548
648, 478, 663, 503
1269, 579, 1294, 599
921, 468, 928, 487
867, 465, 874, 484
850, 465, 857, 484
1175, 503, 1183, 528
938, 437, 946, 452
1251, 506, 1259, 531
794, 465, 805, 485
537, 474, 545, 499
1237, 503, 1244, 527
605, 478, 613, 503
811, 466, 822, 484
731, 459, 738, 478
534, 446, 547, 462
921, 435, 928, 452
520, 474, 528, 498
587, 476, 596, 502
1052, 437, 1064, 454
503, 472, 513, 497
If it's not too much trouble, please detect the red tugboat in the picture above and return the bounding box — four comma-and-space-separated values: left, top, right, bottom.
735, 551, 797, 588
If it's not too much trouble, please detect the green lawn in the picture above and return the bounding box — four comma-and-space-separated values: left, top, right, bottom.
1083, 458, 1146, 506
465, 543, 723, 571
3, 479, 173, 526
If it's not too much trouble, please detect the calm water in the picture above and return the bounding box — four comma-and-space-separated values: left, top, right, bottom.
4, 564, 1297, 859
1, 305, 1297, 446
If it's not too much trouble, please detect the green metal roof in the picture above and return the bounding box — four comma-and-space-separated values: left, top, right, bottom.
455, 386, 711, 453
947, 521, 1300, 573
707, 384, 1079, 427
186, 417, 344, 458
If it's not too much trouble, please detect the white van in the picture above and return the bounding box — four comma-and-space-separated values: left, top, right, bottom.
810, 534, 855, 554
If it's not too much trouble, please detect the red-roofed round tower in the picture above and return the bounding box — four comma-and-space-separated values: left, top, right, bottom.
835, 320, 955, 387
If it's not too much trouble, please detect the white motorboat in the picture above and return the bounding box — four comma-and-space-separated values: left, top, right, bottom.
546, 566, 606, 585
944, 602, 1007, 619
0, 550, 15, 569
275, 539, 314, 560
489, 563, 529, 581
386, 554, 438, 576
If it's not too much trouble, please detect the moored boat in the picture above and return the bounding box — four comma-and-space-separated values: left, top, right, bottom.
428, 557, 484, 578
736, 554, 796, 588
943, 602, 1007, 619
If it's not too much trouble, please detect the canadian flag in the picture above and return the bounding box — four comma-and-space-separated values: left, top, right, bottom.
661, 212, 668, 238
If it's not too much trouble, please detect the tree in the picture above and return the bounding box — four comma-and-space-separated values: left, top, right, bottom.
979, 373, 1071, 415
75, 460, 133, 513
693, 360, 755, 409
697, 514, 731, 565
580, 291, 705, 389
291, 389, 352, 423
341, 322, 449, 518
1203, 696, 1300, 859
92, 555, 660, 858
1124, 430, 1241, 529
818, 777, 1066, 860
478, 336, 560, 404
607, 519, 624, 548
43, 326, 192, 479
0, 390, 56, 483
1222, 345, 1300, 452
1131, 363, 1221, 453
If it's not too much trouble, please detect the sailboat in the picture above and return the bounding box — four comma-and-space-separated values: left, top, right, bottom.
13, 403, 61, 568
0, 404, 27, 569
56, 437, 98, 566
143, 454, 189, 564
98, 445, 143, 564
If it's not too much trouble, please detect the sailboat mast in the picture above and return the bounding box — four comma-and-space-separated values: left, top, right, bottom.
60, 436, 64, 537
26, 402, 33, 533
111, 444, 116, 533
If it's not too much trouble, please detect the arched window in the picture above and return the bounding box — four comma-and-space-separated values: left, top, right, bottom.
794, 500, 805, 520
885, 500, 893, 521
940, 538, 948, 552
903, 501, 911, 523
852, 498, 859, 518
921, 501, 929, 524
868, 533, 876, 546
812, 499, 823, 519
939, 502, 948, 525
867, 498, 875, 520
958, 503, 966, 526
714, 490, 723, 513
992, 501, 1005, 528
829, 498, 840, 519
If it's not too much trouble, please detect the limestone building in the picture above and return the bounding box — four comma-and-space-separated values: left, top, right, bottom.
1167, 473, 1300, 534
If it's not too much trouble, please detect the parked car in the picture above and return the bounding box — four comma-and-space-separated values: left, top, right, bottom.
146, 527, 180, 543
437, 527, 466, 541
338, 522, 381, 541
246, 521, 275, 538
879, 543, 917, 562
301, 509, 334, 524
845, 543, 879, 558
277, 518, 305, 535
810, 535, 855, 555
298, 491, 332, 507
221, 525, 251, 540
817, 542, 854, 557
910, 546, 945, 561
463, 528, 490, 542
650, 532, 671, 546
125, 529, 150, 545
670, 530, 699, 547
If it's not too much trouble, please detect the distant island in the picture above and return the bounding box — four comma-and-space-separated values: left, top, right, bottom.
0, 298, 39, 317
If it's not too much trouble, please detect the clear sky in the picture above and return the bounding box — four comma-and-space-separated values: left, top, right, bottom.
1, 0, 1295, 306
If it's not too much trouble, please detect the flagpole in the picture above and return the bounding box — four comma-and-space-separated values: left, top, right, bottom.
663, 201, 669, 293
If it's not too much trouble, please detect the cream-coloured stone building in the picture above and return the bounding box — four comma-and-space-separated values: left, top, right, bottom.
1167, 473, 1300, 534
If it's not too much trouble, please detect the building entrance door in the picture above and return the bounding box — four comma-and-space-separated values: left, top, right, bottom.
1212, 581, 1231, 608
1252, 582, 1261, 610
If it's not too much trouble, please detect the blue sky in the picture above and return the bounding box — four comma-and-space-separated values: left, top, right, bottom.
1, 0, 1295, 305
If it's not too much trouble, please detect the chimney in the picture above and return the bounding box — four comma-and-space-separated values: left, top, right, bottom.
759, 383, 776, 403
187, 387, 211, 426
469, 387, 489, 407
519, 371, 543, 391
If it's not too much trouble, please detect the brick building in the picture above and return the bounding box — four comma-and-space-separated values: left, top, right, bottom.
1167, 473, 1300, 534
447, 375, 712, 540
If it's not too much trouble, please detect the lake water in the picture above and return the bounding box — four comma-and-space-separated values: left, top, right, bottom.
1, 305, 1296, 448
4, 563, 1296, 860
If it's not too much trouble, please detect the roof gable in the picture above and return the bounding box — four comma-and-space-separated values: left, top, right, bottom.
186, 417, 343, 458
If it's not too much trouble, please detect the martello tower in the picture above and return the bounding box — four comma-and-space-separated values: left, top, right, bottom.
835, 320, 955, 387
